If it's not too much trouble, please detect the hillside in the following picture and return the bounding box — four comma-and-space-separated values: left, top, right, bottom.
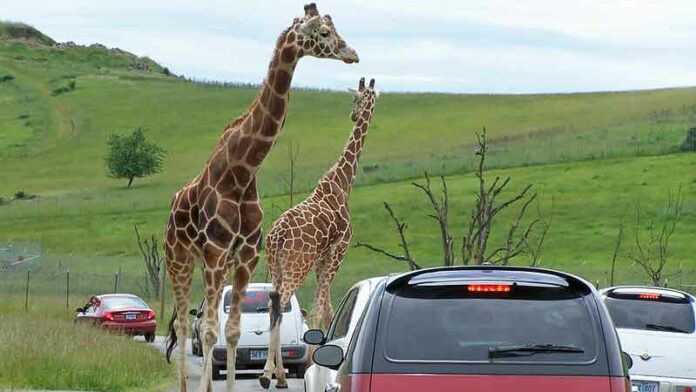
0, 25, 695, 301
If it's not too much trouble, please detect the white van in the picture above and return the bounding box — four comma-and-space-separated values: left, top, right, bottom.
190, 283, 308, 379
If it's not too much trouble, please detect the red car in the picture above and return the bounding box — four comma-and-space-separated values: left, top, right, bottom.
308, 266, 632, 392
75, 294, 157, 342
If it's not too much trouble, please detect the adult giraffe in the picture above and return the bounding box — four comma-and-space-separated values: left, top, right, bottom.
163, 4, 359, 391
260, 78, 379, 389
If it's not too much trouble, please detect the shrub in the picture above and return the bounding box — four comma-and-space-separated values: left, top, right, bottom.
680, 127, 696, 152
0, 73, 14, 82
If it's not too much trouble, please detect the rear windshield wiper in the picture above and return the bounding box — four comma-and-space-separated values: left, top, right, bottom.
645, 323, 689, 333
489, 344, 585, 358
255, 306, 269, 312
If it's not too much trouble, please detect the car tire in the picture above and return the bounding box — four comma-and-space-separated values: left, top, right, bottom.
144, 332, 156, 343
212, 365, 224, 380
294, 364, 307, 378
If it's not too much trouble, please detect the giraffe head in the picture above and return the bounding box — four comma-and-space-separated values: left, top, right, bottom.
349, 77, 378, 122
291, 3, 359, 64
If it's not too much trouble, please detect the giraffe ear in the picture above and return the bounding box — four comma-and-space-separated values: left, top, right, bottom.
299, 16, 322, 34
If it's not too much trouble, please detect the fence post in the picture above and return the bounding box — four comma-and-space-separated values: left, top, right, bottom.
25, 269, 30, 312
114, 271, 118, 293
66, 269, 70, 309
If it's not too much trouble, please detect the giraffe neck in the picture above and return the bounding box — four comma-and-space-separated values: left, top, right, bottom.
326, 105, 375, 195
227, 27, 301, 173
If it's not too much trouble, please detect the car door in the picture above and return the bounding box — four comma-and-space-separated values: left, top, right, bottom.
76, 297, 100, 325
311, 287, 360, 391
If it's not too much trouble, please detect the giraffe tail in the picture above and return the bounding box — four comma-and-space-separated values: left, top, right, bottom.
269, 290, 282, 328
165, 307, 178, 363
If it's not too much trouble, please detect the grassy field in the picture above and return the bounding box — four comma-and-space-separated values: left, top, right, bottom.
1, 27, 695, 309
0, 297, 173, 391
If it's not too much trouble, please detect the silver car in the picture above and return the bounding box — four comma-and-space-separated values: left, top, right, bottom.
601, 286, 696, 392
190, 283, 309, 380
303, 277, 385, 392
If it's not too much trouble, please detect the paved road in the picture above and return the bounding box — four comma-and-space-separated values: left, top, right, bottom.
151, 337, 303, 392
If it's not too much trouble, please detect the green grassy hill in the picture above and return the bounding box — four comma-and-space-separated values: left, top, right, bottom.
1, 25, 695, 304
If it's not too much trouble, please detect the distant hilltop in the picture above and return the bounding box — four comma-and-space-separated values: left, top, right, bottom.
0, 20, 169, 74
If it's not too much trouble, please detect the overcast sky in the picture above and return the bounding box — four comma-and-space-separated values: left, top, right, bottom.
4, 0, 696, 93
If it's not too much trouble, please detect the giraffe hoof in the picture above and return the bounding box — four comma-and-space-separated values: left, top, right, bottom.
276, 381, 289, 389
259, 375, 271, 390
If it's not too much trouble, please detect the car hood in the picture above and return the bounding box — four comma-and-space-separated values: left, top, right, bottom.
618, 328, 696, 379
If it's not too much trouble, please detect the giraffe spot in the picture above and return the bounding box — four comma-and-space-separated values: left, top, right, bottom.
231, 165, 251, 187
280, 46, 296, 64
203, 192, 218, 219
361, 122, 369, 132
217, 199, 240, 232
238, 245, 256, 262
361, 110, 370, 120
216, 171, 239, 196
185, 224, 198, 241
246, 140, 273, 167
246, 229, 261, 246
208, 152, 228, 181
268, 69, 276, 86
260, 85, 270, 105
269, 94, 286, 121
174, 210, 189, 228
260, 116, 278, 137
240, 202, 263, 234
242, 182, 258, 201
251, 104, 263, 130
318, 43, 325, 51
286, 31, 296, 43
187, 188, 197, 206
206, 218, 233, 248
303, 41, 311, 50
164, 245, 173, 260
230, 135, 252, 162
340, 166, 352, 184
274, 69, 291, 95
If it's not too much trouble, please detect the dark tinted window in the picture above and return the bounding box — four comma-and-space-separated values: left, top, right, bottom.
223, 289, 291, 314
385, 285, 597, 363
605, 297, 695, 333
327, 288, 359, 341
102, 296, 148, 310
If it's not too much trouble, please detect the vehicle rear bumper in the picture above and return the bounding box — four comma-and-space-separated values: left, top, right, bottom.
629, 374, 696, 392
102, 320, 156, 334
212, 345, 307, 368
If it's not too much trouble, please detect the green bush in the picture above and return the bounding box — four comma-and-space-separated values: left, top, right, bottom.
0, 73, 14, 82
681, 127, 696, 152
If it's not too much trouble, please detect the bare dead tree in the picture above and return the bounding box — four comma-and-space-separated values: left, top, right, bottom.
134, 224, 162, 298
628, 187, 684, 286
462, 128, 538, 265
356, 202, 421, 271
522, 197, 554, 267
488, 193, 539, 265
282, 138, 300, 208
413, 173, 454, 266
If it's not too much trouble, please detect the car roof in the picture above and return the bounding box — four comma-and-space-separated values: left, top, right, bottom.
96, 293, 141, 299
386, 266, 591, 291
601, 285, 695, 301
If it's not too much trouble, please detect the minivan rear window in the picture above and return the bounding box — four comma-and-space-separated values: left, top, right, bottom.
223, 289, 292, 314
605, 297, 695, 334
385, 284, 598, 363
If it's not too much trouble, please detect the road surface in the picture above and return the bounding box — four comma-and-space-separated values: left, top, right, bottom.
152, 337, 303, 392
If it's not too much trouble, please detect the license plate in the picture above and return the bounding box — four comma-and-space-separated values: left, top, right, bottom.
631, 381, 658, 392
125, 314, 136, 320
250, 350, 267, 361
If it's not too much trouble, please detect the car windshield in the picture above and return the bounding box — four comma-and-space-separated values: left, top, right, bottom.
223, 289, 292, 314
605, 296, 695, 333
385, 284, 598, 363
101, 296, 148, 310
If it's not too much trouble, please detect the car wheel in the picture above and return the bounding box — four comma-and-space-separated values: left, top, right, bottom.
212, 365, 224, 380
294, 364, 307, 378
144, 332, 156, 343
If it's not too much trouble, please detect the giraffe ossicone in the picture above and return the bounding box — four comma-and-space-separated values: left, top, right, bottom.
259, 77, 380, 390
162, 3, 358, 392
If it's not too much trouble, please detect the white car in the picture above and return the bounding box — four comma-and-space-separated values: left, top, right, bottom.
601, 286, 696, 392
190, 283, 309, 380
304, 277, 385, 392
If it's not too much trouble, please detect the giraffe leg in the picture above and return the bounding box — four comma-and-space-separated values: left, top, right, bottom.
225, 243, 258, 392
166, 247, 193, 392
199, 246, 227, 392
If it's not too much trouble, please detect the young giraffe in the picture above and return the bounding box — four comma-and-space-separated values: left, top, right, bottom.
163, 4, 358, 392
260, 78, 379, 389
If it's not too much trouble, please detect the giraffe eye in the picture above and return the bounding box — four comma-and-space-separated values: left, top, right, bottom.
319, 30, 330, 38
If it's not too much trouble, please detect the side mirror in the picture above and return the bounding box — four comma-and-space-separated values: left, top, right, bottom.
189, 309, 198, 316
300, 308, 308, 318
303, 329, 326, 345
623, 351, 633, 370
313, 344, 344, 370
75, 307, 84, 313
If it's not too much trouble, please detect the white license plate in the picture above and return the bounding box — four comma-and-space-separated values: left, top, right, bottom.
250, 350, 267, 361
632, 381, 658, 392
125, 314, 136, 320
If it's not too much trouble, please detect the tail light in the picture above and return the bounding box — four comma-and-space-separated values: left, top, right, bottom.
467, 284, 512, 293
676, 387, 693, 392
638, 293, 660, 300
103, 312, 114, 321
146, 310, 156, 320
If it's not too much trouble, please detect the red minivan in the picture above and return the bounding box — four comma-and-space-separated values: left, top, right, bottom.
307, 266, 632, 392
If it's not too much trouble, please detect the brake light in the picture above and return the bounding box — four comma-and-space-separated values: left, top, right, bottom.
638, 293, 660, 300
103, 312, 114, 321
146, 310, 156, 320
676, 387, 693, 392
468, 284, 512, 293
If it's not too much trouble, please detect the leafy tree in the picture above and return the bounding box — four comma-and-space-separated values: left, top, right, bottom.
105, 127, 165, 188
